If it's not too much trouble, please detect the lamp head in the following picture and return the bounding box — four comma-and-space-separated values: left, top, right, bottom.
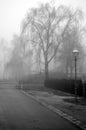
73, 49, 79, 57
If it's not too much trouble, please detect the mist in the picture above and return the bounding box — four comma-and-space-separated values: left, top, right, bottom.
0, 0, 86, 81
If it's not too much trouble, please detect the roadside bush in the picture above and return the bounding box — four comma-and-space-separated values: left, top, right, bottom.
45, 78, 83, 96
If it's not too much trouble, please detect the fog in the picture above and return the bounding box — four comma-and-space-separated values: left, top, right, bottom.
0, 0, 86, 80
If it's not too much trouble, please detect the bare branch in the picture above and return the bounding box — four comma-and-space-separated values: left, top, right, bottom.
48, 40, 61, 63
31, 22, 46, 57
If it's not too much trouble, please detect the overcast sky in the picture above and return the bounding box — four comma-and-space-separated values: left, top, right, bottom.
0, 0, 86, 41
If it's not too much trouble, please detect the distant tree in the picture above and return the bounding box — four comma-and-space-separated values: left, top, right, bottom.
58, 25, 84, 78
0, 39, 11, 79
5, 35, 24, 80
22, 3, 84, 80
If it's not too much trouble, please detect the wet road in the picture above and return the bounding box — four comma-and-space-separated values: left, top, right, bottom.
0, 82, 79, 130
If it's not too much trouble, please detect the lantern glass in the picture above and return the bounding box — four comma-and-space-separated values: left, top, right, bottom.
73, 49, 79, 57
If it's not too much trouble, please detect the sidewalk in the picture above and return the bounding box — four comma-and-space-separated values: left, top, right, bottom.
22, 87, 86, 130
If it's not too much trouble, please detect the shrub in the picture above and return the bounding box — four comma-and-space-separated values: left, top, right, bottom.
45, 78, 83, 96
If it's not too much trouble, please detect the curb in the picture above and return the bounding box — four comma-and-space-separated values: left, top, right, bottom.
22, 90, 86, 130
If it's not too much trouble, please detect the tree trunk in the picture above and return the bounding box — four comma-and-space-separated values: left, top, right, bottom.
66, 62, 69, 78
70, 63, 73, 78
44, 51, 49, 80
45, 62, 49, 80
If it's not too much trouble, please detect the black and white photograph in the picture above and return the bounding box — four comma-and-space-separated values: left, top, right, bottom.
0, 0, 86, 129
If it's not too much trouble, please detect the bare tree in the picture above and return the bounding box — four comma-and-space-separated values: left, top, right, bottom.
5, 34, 33, 80
5, 35, 24, 80
58, 25, 84, 78
21, 3, 82, 80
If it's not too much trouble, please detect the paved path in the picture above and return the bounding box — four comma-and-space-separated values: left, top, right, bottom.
0, 82, 79, 130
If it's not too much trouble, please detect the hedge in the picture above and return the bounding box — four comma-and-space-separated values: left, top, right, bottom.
44, 79, 84, 97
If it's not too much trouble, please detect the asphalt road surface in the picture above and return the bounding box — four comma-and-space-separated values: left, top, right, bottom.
0, 82, 79, 130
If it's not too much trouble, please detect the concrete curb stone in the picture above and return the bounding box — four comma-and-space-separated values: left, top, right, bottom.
22, 90, 86, 130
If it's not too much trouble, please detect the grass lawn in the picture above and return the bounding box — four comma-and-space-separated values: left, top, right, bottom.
64, 97, 86, 106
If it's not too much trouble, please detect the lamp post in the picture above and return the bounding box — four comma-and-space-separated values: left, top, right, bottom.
73, 49, 79, 101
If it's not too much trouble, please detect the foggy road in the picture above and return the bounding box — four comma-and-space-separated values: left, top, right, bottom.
0, 82, 79, 130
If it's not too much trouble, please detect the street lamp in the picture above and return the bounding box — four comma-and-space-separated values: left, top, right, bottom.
73, 49, 79, 101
